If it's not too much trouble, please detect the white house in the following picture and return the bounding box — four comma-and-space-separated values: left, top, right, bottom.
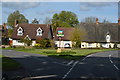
11, 24, 53, 46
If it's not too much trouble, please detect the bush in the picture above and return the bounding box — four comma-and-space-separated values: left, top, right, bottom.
38, 38, 51, 48
2, 37, 9, 45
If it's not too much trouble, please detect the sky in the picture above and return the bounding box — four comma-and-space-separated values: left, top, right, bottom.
0, 1, 119, 25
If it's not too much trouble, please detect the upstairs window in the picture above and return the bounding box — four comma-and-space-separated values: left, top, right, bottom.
106, 32, 111, 42
17, 27, 23, 36
36, 27, 43, 36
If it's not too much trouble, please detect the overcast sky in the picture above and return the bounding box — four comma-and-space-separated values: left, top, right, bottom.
1, 1, 119, 24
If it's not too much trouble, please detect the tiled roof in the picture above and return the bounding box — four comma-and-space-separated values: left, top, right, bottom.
12, 24, 53, 40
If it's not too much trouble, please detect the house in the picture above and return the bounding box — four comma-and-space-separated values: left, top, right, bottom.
54, 18, 120, 48
80, 22, 120, 48
11, 24, 53, 46
54, 27, 75, 48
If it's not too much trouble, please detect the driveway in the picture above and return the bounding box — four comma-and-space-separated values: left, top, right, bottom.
2, 49, 120, 80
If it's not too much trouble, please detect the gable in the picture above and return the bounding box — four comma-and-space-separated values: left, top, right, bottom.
12, 24, 52, 40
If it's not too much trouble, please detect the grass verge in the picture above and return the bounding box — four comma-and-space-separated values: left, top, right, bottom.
3, 47, 118, 60
1, 55, 21, 71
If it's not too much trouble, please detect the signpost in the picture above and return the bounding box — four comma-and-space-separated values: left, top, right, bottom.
57, 30, 64, 53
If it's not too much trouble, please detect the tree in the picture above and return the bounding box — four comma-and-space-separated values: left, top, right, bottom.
69, 27, 86, 48
52, 11, 79, 31
81, 16, 96, 23
21, 38, 32, 46
102, 18, 110, 23
8, 29, 13, 37
7, 10, 29, 28
32, 18, 40, 24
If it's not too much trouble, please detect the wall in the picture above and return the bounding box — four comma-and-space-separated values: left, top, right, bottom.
117, 44, 120, 48
32, 41, 36, 46
13, 40, 36, 46
81, 42, 115, 48
12, 40, 24, 46
81, 42, 98, 48
55, 41, 72, 48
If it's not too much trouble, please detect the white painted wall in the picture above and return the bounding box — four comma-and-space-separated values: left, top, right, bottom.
13, 40, 36, 46
87, 43, 97, 48
101, 43, 111, 48
32, 41, 36, 46
81, 42, 98, 48
117, 44, 120, 48
110, 43, 114, 48
55, 41, 72, 48
12, 40, 24, 46
81, 42, 87, 48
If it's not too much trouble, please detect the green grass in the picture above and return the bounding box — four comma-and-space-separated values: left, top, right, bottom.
3, 47, 118, 60
16, 48, 118, 60
1, 55, 21, 71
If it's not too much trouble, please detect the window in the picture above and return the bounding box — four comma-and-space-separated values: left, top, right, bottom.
106, 32, 111, 42
88, 43, 92, 46
36, 27, 43, 36
17, 27, 23, 36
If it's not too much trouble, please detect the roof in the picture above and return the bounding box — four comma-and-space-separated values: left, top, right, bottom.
55, 23, 120, 42
12, 24, 53, 40
55, 27, 75, 40
80, 23, 119, 42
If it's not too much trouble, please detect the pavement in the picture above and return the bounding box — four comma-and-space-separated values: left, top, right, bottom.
2, 49, 120, 80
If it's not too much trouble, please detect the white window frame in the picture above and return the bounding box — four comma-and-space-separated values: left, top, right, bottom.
36, 27, 43, 36
24, 35, 31, 40
17, 27, 23, 36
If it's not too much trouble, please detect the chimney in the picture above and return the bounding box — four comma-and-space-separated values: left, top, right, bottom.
118, 18, 120, 25
96, 18, 99, 24
14, 20, 19, 27
3, 23, 6, 30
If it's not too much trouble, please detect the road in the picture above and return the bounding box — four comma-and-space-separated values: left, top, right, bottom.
2, 49, 120, 80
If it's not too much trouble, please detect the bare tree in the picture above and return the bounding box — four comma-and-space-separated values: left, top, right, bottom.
81, 16, 96, 23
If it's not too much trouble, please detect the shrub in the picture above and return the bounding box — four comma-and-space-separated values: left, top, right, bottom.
38, 38, 51, 48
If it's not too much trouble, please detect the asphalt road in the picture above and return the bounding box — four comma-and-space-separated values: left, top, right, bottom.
2, 49, 120, 80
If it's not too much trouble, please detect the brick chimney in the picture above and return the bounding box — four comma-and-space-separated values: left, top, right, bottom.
3, 23, 6, 30
118, 18, 120, 25
96, 18, 99, 24
14, 20, 19, 27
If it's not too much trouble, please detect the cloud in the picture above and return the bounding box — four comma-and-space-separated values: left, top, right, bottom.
2, 2, 40, 10
36, 9, 58, 16
80, 2, 112, 11
80, 6, 90, 11
84, 2, 111, 7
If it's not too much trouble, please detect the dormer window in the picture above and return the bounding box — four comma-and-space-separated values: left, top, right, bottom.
17, 27, 23, 36
106, 32, 111, 42
36, 27, 43, 36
